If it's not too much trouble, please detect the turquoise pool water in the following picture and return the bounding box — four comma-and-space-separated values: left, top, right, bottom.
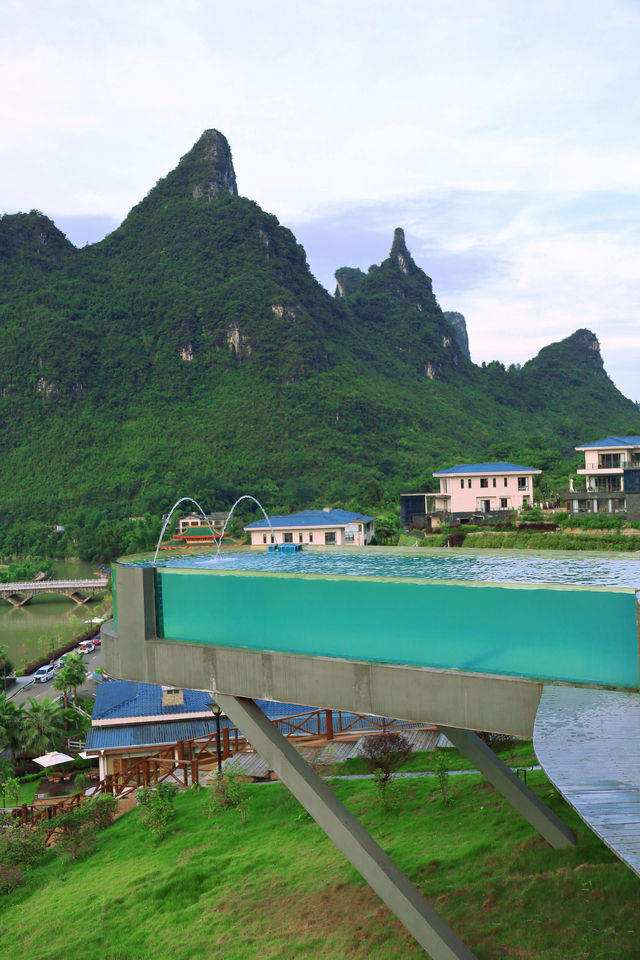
128, 549, 640, 587
115, 549, 640, 689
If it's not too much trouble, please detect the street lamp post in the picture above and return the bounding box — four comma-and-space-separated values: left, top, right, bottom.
206, 699, 223, 776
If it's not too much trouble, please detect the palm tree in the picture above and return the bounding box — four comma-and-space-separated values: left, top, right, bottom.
21, 696, 66, 757
60, 654, 88, 707
0, 694, 25, 765
0, 645, 12, 695
53, 668, 71, 709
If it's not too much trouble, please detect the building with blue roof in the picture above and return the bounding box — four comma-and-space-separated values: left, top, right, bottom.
568, 436, 640, 522
401, 462, 541, 529
85, 678, 394, 781
244, 508, 375, 548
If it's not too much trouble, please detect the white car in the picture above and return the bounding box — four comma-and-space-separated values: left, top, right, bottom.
34, 664, 55, 683
78, 640, 95, 655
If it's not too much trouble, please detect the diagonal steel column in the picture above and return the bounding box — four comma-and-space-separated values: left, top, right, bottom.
215, 693, 478, 960
438, 725, 576, 849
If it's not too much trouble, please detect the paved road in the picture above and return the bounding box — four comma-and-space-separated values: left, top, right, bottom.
8, 645, 104, 707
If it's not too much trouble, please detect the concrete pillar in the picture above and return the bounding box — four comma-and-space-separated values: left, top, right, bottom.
215, 693, 478, 960
437, 726, 576, 849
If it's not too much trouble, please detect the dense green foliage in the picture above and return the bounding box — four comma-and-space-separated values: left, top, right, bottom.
1, 132, 638, 560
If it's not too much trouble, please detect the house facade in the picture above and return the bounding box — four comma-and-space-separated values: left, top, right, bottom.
177, 512, 230, 535
567, 435, 640, 521
401, 462, 541, 528
244, 509, 375, 547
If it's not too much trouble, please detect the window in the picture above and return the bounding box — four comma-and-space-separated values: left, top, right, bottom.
283, 532, 293, 543
325, 531, 336, 545
500, 498, 508, 509
270, 535, 275, 543
299, 533, 303, 543
460, 479, 464, 489
309, 532, 313, 543
504, 478, 508, 487
492, 478, 496, 487
262, 534, 267, 544
517, 477, 528, 491
467, 479, 472, 488
480, 478, 488, 488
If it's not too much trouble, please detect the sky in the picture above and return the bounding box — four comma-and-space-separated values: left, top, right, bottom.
1, 0, 639, 401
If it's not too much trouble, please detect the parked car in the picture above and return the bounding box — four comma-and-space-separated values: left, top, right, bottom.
78, 640, 95, 655
54, 652, 72, 669
34, 664, 55, 683
92, 635, 101, 646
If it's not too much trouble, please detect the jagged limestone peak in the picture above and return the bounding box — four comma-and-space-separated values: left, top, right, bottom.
389, 227, 417, 275
185, 129, 237, 200
146, 129, 238, 206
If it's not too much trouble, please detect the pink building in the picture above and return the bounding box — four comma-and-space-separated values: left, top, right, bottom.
432, 462, 541, 519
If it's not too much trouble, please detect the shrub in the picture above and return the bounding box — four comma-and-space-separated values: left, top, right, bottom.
51, 805, 97, 861
0, 864, 23, 894
137, 784, 178, 840
0, 825, 47, 868
360, 733, 412, 806
433, 750, 451, 806
205, 771, 248, 823
87, 794, 118, 829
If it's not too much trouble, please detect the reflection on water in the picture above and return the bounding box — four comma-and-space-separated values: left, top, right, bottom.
141, 549, 640, 588
0, 561, 106, 667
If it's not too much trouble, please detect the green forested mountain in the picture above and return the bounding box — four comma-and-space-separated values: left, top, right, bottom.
0, 129, 638, 557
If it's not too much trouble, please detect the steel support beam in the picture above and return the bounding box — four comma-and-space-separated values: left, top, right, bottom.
437, 725, 576, 849
214, 693, 478, 960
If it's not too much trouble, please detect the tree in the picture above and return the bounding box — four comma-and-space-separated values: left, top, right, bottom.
53, 653, 87, 707
0, 694, 25, 765
0, 645, 12, 694
21, 696, 66, 757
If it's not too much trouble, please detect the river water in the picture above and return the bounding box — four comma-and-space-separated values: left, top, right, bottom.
0, 561, 109, 670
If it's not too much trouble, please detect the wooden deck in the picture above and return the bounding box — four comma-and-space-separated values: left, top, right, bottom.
533, 684, 640, 877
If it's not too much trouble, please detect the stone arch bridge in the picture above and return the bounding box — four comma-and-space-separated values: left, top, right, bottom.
0, 578, 109, 607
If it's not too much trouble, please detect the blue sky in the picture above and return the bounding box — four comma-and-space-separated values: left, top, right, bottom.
2, 0, 639, 400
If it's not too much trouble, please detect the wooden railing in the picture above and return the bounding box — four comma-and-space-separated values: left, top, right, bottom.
2, 708, 427, 831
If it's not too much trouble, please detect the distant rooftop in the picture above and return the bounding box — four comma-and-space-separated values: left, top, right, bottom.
576, 436, 640, 450
245, 509, 375, 530
433, 462, 541, 476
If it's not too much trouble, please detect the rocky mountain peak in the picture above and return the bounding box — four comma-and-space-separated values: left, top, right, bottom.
187, 129, 237, 200
389, 227, 416, 275
144, 129, 238, 207
443, 311, 470, 359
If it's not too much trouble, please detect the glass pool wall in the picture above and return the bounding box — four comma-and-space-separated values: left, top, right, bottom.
116, 550, 640, 690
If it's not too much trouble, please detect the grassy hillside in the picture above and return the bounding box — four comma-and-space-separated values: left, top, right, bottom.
1, 773, 638, 959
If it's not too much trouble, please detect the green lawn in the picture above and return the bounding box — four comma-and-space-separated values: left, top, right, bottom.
334, 738, 537, 777
0, 772, 638, 959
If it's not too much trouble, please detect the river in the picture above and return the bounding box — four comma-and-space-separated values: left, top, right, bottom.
0, 560, 110, 670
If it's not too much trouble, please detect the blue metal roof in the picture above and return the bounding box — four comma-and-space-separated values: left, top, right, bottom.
433, 462, 540, 476
85, 707, 407, 752
86, 718, 222, 750
245, 509, 375, 530
92, 679, 214, 720
576, 436, 640, 449
92, 679, 325, 725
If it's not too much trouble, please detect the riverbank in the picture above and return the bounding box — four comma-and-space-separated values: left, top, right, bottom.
0, 559, 110, 671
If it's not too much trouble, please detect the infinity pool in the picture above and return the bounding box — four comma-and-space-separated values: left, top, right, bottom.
126, 548, 640, 587
115, 549, 640, 689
